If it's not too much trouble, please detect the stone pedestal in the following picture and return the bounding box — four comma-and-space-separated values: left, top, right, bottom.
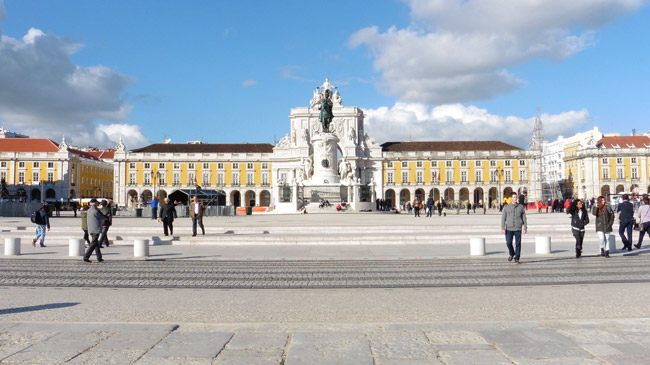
310, 133, 340, 185
470, 237, 486, 256
535, 236, 552, 254
134, 239, 149, 258
4, 238, 20, 256
69, 239, 85, 256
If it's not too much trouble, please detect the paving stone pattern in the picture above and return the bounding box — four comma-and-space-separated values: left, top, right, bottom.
1, 256, 650, 289
2, 320, 650, 364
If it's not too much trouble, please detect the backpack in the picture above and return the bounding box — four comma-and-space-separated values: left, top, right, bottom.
30, 210, 44, 225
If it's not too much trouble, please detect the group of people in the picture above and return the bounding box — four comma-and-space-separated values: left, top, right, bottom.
81, 199, 112, 263
502, 192, 650, 264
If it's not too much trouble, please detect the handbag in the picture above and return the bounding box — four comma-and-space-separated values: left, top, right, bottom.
634, 218, 640, 231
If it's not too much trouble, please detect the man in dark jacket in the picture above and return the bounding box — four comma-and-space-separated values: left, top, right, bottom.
617, 194, 635, 251
501, 192, 527, 264
32, 206, 50, 247
159, 198, 177, 236
99, 200, 112, 248
84, 199, 105, 263
189, 195, 205, 236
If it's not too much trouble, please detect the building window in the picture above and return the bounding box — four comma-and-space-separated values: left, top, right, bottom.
48, 162, 54, 169
402, 171, 409, 184
158, 173, 166, 186
631, 157, 637, 164
33, 162, 40, 168
461, 170, 467, 182
446, 170, 453, 183
401, 161, 408, 168
416, 161, 423, 168
490, 170, 497, 182
129, 162, 135, 169
173, 163, 180, 169
475, 161, 481, 167
262, 163, 268, 169
446, 161, 452, 167
232, 172, 240, 186
144, 162, 150, 169
460, 161, 467, 167
602, 158, 608, 164
519, 170, 526, 181
387, 161, 393, 168
157, 163, 164, 169
217, 172, 225, 185
202, 172, 210, 186
217, 163, 224, 169
129, 172, 136, 185
143, 172, 151, 185
632, 167, 638, 180
188, 163, 195, 169
247, 172, 254, 186
617, 168, 624, 179
416, 171, 423, 184
602, 168, 609, 180
519, 160, 526, 166
490, 160, 496, 167
0, 162, 5, 168
188, 172, 195, 185
475, 170, 482, 182
616, 158, 623, 164
386, 172, 394, 184
432, 170, 439, 183
203, 163, 209, 169
262, 173, 269, 186
247, 163, 254, 169
233, 163, 239, 169
173, 172, 181, 185
33, 172, 39, 183
19, 162, 25, 168
280, 172, 287, 183
505, 170, 512, 182
505, 160, 511, 166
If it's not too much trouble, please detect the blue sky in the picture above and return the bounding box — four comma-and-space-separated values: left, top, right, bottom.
0, 0, 648, 149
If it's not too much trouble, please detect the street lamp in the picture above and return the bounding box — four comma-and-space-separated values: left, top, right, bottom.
496, 167, 504, 208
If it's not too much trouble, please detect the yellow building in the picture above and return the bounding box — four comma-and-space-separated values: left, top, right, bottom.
0, 138, 114, 201
113, 141, 274, 208
380, 141, 534, 208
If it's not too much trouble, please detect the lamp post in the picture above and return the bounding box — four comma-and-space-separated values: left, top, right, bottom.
497, 167, 504, 208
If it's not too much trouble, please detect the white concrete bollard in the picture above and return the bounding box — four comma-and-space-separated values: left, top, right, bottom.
134, 239, 149, 258
608, 234, 617, 252
69, 238, 85, 257
4, 238, 20, 256
470, 237, 486, 256
535, 236, 552, 254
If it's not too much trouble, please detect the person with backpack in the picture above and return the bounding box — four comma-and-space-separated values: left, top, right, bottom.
31, 206, 50, 247
80, 205, 91, 248
98, 200, 112, 248
592, 195, 615, 258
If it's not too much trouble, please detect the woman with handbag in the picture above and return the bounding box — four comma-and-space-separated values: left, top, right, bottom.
634, 196, 650, 249
567, 199, 589, 258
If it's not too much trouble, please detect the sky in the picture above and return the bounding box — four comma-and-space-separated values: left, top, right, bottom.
0, 0, 648, 150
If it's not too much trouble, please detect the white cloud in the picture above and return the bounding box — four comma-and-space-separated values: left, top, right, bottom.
363, 102, 590, 148
95, 124, 149, 149
242, 79, 257, 87
0, 26, 149, 149
350, 0, 642, 104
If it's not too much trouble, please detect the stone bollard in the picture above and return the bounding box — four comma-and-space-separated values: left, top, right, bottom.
4, 238, 20, 256
608, 234, 617, 252
470, 237, 486, 256
535, 236, 552, 254
69, 238, 85, 257
134, 239, 149, 258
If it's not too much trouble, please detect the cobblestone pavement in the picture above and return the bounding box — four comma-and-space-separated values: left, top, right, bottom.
2, 255, 650, 289
2, 319, 650, 364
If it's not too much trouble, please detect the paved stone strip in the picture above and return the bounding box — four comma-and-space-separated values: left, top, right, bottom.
2, 320, 650, 363
2, 256, 650, 289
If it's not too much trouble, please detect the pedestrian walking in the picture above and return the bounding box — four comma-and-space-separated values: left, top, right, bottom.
98, 200, 112, 248
31, 206, 50, 247
635, 195, 650, 249
412, 197, 420, 217
83, 199, 105, 263
466, 202, 471, 215
151, 197, 159, 220
617, 194, 635, 251
501, 192, 527, 264
80, 205, 90, 248
592, 196, 614, 258
425, 197, 433, 217
159, 197, 177, 236
72, 201, 78, 217
190, 195, 205, 236
567, 199, 589, 258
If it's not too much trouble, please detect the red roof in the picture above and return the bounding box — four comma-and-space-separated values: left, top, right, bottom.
0, 138, 59, 152
597, 136, 650, 149
86, 149, 116, 160
381, 141, 523, 152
